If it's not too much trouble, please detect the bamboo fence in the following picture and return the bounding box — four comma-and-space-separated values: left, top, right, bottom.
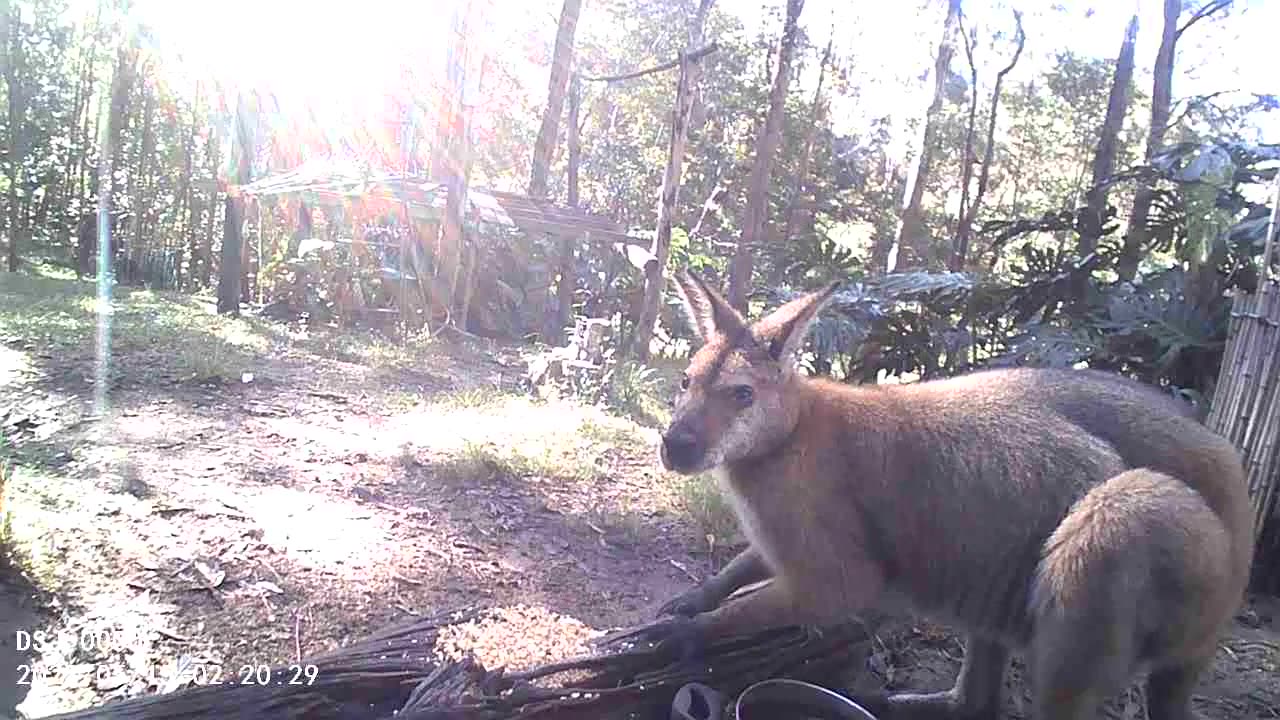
1206, 176, 1280, 588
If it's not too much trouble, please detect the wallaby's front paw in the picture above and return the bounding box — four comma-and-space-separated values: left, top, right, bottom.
850, 690, 986, 720
601, 615, 708, 662
657, 587, 719, 618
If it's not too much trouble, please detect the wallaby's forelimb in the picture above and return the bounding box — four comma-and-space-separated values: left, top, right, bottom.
687, 578, 866, 642
658, 547, 771, 617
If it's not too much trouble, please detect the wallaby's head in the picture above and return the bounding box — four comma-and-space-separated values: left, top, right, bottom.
660, 270, 841, 474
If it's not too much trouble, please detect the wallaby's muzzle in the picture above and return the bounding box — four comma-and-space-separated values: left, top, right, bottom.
661, 422, 705, 474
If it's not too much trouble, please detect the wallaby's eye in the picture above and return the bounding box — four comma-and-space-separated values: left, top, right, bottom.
679, 374, 691, 391
732, 385, 755, 407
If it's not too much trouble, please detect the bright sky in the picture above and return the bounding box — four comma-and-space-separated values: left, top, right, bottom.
121, 0, 1277, 153
718, 0, 1280, 143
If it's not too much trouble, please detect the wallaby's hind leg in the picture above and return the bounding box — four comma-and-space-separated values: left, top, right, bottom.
1028, 603, 1136, 720
1027, 468, 1234, 720
858, 634, 1008, 720
1146, 654, 1212, 720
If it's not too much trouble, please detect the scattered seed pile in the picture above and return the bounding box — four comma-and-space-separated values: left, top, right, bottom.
432, 604, 606, 675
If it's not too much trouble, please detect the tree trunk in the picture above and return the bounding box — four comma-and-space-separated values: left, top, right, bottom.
892, 0, 962, 272
78, 41, 138, 278
727, 0, 805, 313
216, 94, 254, 315
527, 0, 582, 200
779, 33, 833, 255
4, 4, 27, 272
57, 26, 89, 249
76, 4, 103, 247
951, 10, 1024, 271
177, 82, 200, 290
430, 3, 464, 183
129, 81, 155, 285
200, 128, 220, 289
434, 2, 471, 323
288, 201, 312, 305
951, 14, 979, 271
1116, 0, 1180, 283
630, 0, 717, 360
1072, 13, 1138, 308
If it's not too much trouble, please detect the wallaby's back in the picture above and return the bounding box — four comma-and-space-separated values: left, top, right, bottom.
796, 367, 1252, 645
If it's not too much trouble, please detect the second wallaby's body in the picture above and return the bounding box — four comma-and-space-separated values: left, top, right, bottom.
655, 271, 1254, 720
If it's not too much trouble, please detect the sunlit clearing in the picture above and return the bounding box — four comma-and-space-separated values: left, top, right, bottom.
246, 485, 397, 576
0, 346, 32, 387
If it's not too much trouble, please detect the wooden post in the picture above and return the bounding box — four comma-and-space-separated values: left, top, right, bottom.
630, 47, 697, 361
549, 73, 583, 342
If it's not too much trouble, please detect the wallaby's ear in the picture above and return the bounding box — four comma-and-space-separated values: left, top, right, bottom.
751, 281, 843, 362
672, 269, 746, 342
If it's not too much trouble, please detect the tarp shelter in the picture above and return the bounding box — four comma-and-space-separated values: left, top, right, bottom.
238, 157, 643, 245
235, 158, 646, 337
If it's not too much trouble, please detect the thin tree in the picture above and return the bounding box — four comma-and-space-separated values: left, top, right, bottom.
178, 81, 201, 290
1071, 12, 1139, 310
528, 0, 583, 200
951, 9, 1025, 271
1116, 0, 1231, 282
779, 31, 834, 258
891, 0, 962, 272
727, 0, 805, 313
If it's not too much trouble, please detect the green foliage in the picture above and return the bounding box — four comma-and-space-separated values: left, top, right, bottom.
754, 137, 1275, 418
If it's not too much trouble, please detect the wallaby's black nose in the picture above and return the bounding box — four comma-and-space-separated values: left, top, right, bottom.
662, 426, 703, 471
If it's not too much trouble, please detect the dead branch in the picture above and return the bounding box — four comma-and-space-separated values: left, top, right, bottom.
1176, 0, 1232, 40
582, 43, 719, 83
1165, 89, 1235, 133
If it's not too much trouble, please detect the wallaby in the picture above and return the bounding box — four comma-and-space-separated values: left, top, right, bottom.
651, 270, 1254, 720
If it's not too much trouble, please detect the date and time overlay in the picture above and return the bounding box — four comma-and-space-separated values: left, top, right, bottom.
12, 627, 320, 690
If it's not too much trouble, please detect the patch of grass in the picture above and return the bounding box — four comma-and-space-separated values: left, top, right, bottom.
426, 439, 532, 484
414, 397, 652, 486
583, 502, 646, 545
577, 416, 648, 452
283, 325, 439, 370
676, 473, 741, 549
0, 271, 273, 382
0, 436, 13, 554
433, 386, 509, 411
382, 390, 423, 414
600, 361, 672, 428
0, 463, 67, 594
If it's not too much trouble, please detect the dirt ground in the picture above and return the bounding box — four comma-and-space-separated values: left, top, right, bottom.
1, 272, 1277, 719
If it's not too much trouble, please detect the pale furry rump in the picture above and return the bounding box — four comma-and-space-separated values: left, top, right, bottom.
1029, 468, 1235, 665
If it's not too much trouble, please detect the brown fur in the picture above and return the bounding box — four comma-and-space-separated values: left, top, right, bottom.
656, 270, 1255, 720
